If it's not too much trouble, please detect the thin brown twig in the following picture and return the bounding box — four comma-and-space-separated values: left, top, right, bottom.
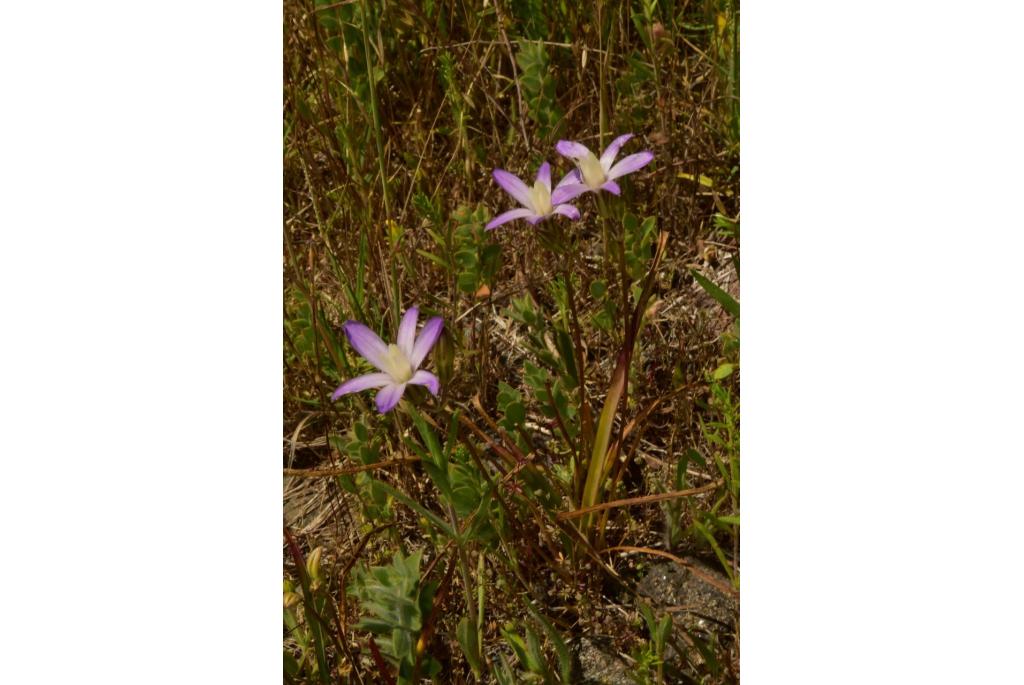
490, 0, 531, 150
603, 545, 738, 598
419, 40, 603, 54
558, 480, 722, 521
283, 457, 420, 478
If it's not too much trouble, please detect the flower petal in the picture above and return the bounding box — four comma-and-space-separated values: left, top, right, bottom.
552, 204, 581, 220
606, 151, 654, 180
600, 180, 621, 195
410, 316, 443, 368
486, 207, 536, 230
492, 169, 533, 208
550, 182, 589, 205
554, 168, 580, 189
527, 214, 546, 225
331, 372, 393, 400
342, 321, 389, 371
536, 161, 551, 192
600, 133, 634, 172
555, 140, 592, 160
397, 307, 419, 359
375, 383, 406, 413
409, 370, 440, 396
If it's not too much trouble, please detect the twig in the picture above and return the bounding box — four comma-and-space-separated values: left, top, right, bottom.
490, 0, 531, 150
604, 545, 738, 598
283, 457, 420, 478
558, 480, 722, 521
420, 40, 603, 54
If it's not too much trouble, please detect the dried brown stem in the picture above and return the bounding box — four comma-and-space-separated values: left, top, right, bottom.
558, 480, 722, 521
603, 545, 738, 598
282, 457, 420, 478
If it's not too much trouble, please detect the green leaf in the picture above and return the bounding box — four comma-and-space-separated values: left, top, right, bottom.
494, 652, 518, 685
524, 625, 550, 678
712, 362, 734, 380
283, 649, 300, 677
525, 604, 571, 684
416, 248, 450, 270
371, 480, 455, 538
686, 448, 707, 468
677, 172, 717, 189
693, 519, 736, 586
391, 627, 411, 661
502, 628, 529, 666
456, 616, 482, 675
691, 269, 739, 318
504, 401, 526, 427
408, 406, 443, 466
553, 328, 578, 388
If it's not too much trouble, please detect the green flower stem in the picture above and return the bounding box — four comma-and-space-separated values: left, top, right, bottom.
559, 229, 593, 500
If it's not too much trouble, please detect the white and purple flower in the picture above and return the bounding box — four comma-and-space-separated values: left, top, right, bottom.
331, 307, 443, 413
551, 133, 654, 204
486, 161, 581, 230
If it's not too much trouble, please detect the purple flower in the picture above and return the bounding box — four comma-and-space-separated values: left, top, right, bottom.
551, 133, 654, 204
486, 162, 582, 230
331, 307, 443, 413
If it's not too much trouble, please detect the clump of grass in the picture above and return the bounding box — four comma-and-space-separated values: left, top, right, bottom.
284, 1, 740, 682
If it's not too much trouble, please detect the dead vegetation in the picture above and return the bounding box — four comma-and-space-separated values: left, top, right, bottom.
285, 1, 739, 682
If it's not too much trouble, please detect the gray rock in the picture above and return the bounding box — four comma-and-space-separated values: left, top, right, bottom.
636, 560, 738, 637
576, 637, 635, 685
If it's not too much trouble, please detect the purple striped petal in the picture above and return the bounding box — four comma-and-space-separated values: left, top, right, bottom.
555, 140, 592, 159
554, 168, 580, 189
486, 207, 536, 230
492, 169, 533, 208
600, 180, 621, 195
397, 307, 419, 359
410, 316, 443, 368
331, 372, 393, 400
550, 182, 589, 205
342, 321, 389, 371
536, 162, 551, 191
606, 151, 654, 180
600, 133, 634, 171
527, 214, 546, 225
409, 370, 440, 396
375, 383, 406, 413
552, 204, 580, 220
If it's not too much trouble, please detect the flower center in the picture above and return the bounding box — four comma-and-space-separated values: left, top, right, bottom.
529, 179, 553, 216
578, 151, 606, 189
382, 343, 414, 383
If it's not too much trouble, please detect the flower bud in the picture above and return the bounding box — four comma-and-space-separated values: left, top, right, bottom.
305, 546, 323, 581
433, 328, 455, 388
386, 219, 404, 249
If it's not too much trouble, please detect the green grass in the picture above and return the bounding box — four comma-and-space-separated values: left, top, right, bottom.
284, 0, 739, 682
